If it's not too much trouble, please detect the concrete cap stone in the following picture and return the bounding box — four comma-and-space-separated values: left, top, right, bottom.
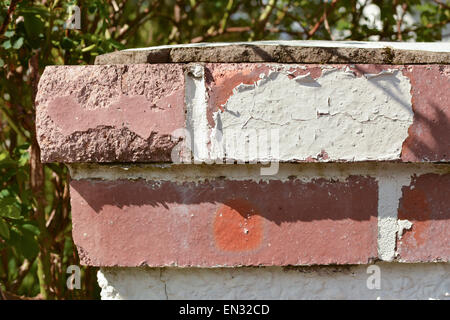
95, 40, 450, 65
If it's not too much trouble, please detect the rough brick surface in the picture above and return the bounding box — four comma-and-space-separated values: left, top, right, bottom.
401, 65, 450, 162
397, 173, 450, 262
70, 177, 378, 267
94, 41, 450, 64
36, 64, 185, 162
36, 63, 449, 163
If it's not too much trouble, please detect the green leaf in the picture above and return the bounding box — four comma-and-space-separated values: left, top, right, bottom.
81, 44, 96, 52
108, 39, 125, 50
0, 218, 10, 240
12, 37, 24, 50
21, 223, 40, 236
0, 157, 18, 183
9, 227, 39, 259
0, 205, 21, 219
4, 30, 14, 38
88, 4, 98, 14
24, 13, 45, 39
0, 197, 21, 219
61, 37, 77, 50
0, 58, 4, 67
18, 151, 30, 167
336, 19, 351, 30
16, 143, 30, 151
17, 5, 50, 18
2, 40, 12, 49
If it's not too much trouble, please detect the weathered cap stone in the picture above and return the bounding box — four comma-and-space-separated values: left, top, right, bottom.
95, 40, 450, 64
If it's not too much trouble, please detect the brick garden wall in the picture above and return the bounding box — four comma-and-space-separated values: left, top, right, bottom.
36, 41, 450, 299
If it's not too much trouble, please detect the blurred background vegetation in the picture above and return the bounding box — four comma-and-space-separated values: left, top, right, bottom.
0, 0, 449, 300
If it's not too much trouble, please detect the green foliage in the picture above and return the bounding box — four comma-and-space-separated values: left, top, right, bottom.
0, 0, 448, 300
0, 144, 41, 296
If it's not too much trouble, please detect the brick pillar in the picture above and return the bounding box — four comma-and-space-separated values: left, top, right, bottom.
36, 41, 450, 300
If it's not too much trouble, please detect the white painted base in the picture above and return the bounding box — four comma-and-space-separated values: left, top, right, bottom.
98, 263, 449, 300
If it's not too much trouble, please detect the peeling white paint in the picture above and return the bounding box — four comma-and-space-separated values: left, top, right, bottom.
364, 69, 397, 79
210, 67, 413, 162
293, 72, 316, 84
376, 172, 412, 261
98, 263, 450, 300
397, 219, 413, 240
185, 64, 210, 163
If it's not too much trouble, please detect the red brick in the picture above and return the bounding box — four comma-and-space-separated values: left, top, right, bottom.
36, 64, 186, 162
401, 65, 450, 162
397, 173, 450, 262
70, 176, 378, 267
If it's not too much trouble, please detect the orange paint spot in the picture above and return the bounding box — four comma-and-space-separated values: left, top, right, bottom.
214, 199, 263, 252
208, 65, 271, 113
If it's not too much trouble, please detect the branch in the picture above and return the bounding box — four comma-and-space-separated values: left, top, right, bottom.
0, 283, 5, 300
307, 0, 339, 39
219, 0, 235, 34
0, 288, 43, 300
396, 2, 408, 41
323, 6, 334, 40
191, 26, 252, 43
0, 103, 27, 139
256, 0, 277, 36
432, 0, 450, 10
275, 4, 309, 36
28, 53, 53, 300
403, 18, 450, 34
10, 259, 34, 292
0, 0, 21, 39
116, 2, 160, 42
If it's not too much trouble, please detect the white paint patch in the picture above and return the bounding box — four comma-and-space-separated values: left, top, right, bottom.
98, 263, 450, 300
397, 219, 413, 240
185, 64, 210, 163
376, 172, 412, 262
210, 67, 413, 162
97, 268, 167, 300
